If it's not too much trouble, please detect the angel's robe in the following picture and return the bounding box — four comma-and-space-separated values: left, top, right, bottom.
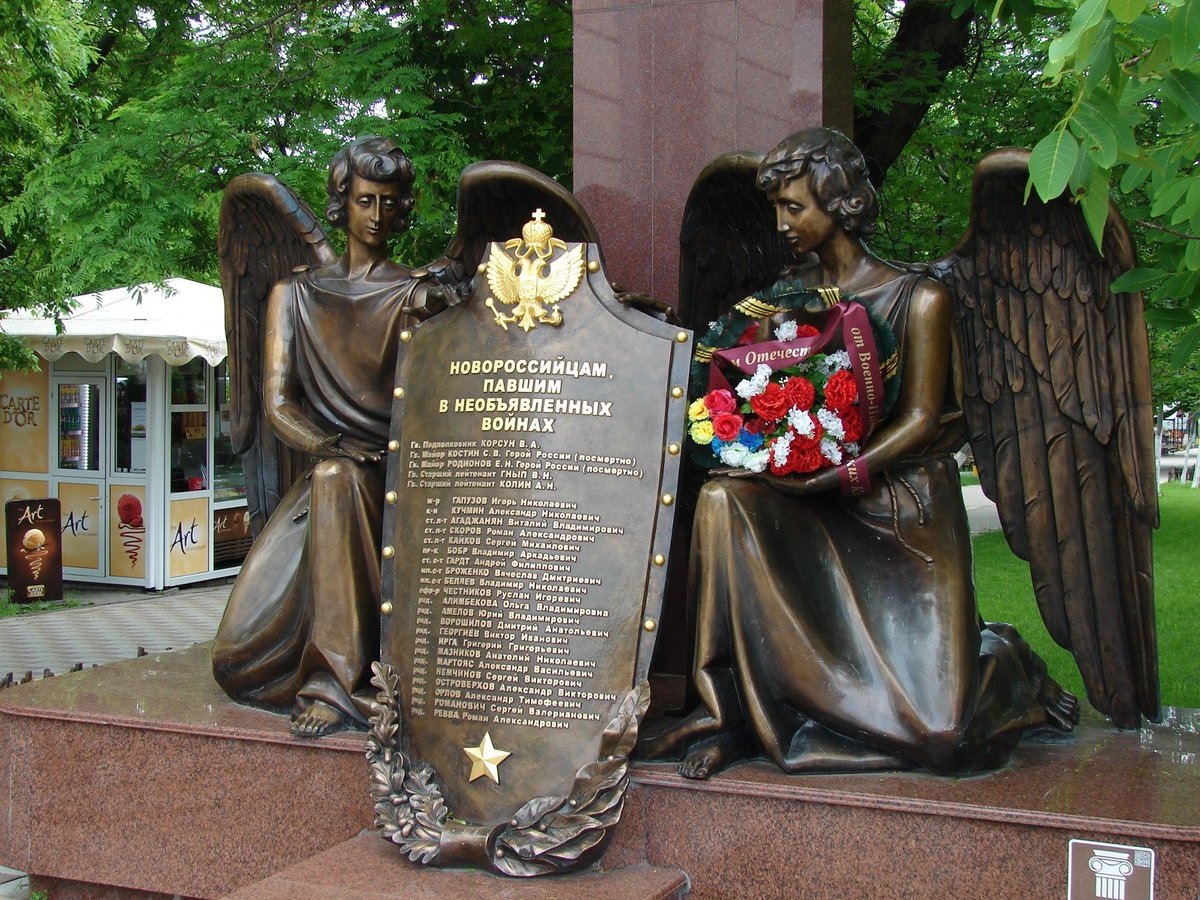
651, 273, 1055, 773
212, 268, 420, 725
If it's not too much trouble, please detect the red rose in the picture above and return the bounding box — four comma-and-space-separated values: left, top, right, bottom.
117, 493, 143, 526
704, 389, 737, 415
796, 324, 820, 338
748, 382, 791, 423
823, 369, 858, 411
712, 411, 743, 441
783, 376, 815, 411
839, 406, 863, 442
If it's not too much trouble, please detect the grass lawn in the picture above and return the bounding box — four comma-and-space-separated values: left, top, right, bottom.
0, 587, 83, 617
974, 482, 1200, 711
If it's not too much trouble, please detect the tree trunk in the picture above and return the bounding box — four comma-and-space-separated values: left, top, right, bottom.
853, 1, 977, 188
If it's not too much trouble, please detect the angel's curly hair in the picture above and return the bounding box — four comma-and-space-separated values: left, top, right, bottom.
325, 136, 415, 233
757, 128, 879, 237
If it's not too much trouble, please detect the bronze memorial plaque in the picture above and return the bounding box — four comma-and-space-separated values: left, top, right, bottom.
372, 214, 690, 875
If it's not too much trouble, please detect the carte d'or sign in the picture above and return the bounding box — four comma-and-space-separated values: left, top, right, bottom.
372, 215, 689, 875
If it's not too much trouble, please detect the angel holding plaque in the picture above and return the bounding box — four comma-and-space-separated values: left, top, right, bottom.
212, 138, 601, 737
640, 128, 1158, 777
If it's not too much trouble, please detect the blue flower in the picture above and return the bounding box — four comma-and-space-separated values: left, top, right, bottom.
738, 429, 764, 451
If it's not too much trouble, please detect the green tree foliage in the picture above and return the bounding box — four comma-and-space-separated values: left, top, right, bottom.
1024, 0, 1200, 365
0, 0, 570, 371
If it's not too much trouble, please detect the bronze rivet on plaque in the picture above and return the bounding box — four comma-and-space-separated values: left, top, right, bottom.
667, 443, 681, 456
653, 553, 666, 567
400, 330, 412, 343
385, 491, 397, 504
388, 440, 400, 451
477, 263, 487, 274
675, 331, 689, 343
381, 601, 393, 615
393, 386, 405, 399
661, 493, 674, 506
382, 546, 395, 559
643, 618, 657, 632
670, 386, 684, 398
587, 260, 600, 273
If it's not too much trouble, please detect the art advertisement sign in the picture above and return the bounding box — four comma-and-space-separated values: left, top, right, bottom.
58, 481, 100, 570
168, 496, 209, 578
5, 498, 63, 602
109, 485, 147, 578
0, 478, 50, 568
374, 220, 689, 875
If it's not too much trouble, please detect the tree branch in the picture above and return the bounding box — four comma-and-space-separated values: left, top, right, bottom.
852, 0, 977, 188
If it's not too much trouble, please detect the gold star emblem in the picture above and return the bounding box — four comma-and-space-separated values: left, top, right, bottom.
463, 731, 511, 784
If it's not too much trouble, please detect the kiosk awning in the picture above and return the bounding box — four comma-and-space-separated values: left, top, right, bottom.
2, 278, 227, 367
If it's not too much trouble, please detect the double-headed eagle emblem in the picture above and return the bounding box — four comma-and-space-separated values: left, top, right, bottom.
485, 209, 585, 332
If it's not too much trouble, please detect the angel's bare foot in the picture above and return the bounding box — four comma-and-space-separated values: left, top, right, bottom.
1036, 673, 1080, 731
638, 708, 723, 760
678, 731, 751, 780
990, 621, 1080, 732
290, 699, 347, 737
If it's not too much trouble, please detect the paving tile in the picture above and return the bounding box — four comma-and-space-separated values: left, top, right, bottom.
0, 586, 228, 679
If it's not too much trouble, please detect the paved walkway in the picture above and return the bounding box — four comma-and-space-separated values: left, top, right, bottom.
0, 580, 231, 680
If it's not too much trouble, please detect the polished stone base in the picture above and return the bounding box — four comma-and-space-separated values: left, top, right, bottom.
1, 645, 1197, 898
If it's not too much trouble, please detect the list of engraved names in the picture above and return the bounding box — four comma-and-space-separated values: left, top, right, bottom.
401, 354, 649, 730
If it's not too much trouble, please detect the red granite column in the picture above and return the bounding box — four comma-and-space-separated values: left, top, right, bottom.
573, 0, 853, 307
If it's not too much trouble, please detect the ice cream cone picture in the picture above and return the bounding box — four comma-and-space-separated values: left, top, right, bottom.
116, 493, 145, 569
22, 528, 48, 580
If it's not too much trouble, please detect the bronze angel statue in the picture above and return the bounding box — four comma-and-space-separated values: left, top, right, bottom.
212, 136, 599, 737
640, 127, 1156, 778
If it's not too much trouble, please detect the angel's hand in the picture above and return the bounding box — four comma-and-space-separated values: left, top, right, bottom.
616, 291, 682, 325
327, 437, 384, 464
721, 466, 837, 496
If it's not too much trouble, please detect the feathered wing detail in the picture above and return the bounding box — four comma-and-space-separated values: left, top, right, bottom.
933, 148, 1159, 727
218, 173, 336, 535
484, 243, 520, 306
678, 151, 802, 335
542, 243, 586, 302
429, 160, 600, 293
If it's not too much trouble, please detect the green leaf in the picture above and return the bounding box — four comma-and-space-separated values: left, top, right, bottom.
1081, 92, 1140, 156
1029, 129, 1080, 201
1120, 161, 1151, 193
1070, 104, 1119, 167
1161, 71, 1200, 122
1160, 270, 1200, 299
1186, 238, 1200, 272
1151, 178, 1193, 218
1111, 267, 1167, 292
1169, 324, 1200, 367
1074, 0, 1110, 31
1169, 178, 1200, 228
1108, 0, 1146, 23
1177, 0, 1200, 46
1145, 307, 1197, 328
1079, 166, 1111, 250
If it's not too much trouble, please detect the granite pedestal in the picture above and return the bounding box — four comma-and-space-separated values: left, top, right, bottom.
1, 645, 1197, 898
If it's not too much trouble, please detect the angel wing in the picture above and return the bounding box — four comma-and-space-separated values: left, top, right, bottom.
423, 160, 600, 294
932, 149, 1159, 727
218, 173, 337, 535
678, 151, 802, 335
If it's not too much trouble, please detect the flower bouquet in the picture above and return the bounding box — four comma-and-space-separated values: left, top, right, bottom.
688, 280, 900, 494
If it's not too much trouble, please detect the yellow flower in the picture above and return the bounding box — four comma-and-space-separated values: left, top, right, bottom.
690, 420, 715, 445
688, 398, 710, 421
